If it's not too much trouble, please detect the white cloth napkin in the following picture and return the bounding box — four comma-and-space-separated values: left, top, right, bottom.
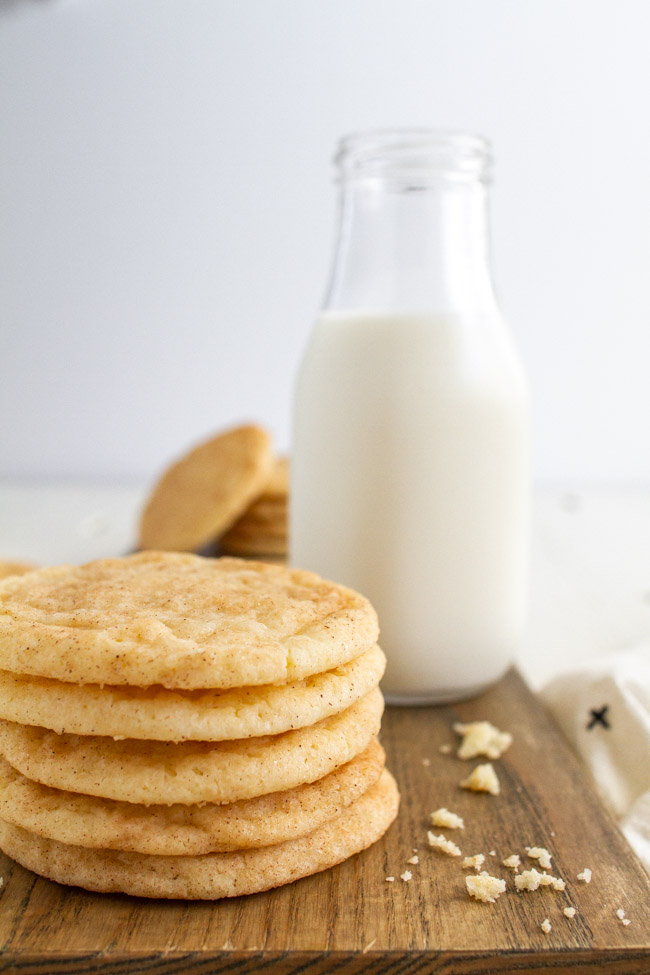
541, 646, 650, 870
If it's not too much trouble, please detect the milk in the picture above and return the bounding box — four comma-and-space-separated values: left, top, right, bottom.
290, 310, 529, 703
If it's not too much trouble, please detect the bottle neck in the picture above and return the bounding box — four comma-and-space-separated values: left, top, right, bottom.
323, 178, 497, 315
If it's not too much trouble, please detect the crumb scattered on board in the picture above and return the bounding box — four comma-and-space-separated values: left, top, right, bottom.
465, 873, 506, 903
462, 854, 485, 872
430, 807, 464, 829
515, 868, 565, 892
460, 762, 500, 795
409, 718, 626, 936
428, 832, 462, 857
526, 846, 552, 870
453, 720, 513, 760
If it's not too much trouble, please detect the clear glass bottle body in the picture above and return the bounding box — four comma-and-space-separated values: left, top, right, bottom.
291, 130, 529, 704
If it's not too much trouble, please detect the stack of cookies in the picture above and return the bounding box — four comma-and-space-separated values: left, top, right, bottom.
139, 424, 288, 560
0, 552, 398, 899
220, 457, 288, 559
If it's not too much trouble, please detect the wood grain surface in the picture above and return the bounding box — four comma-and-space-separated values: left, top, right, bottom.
0, 668, 648, 974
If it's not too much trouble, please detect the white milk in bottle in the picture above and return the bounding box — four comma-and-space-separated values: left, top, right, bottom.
291, 130, 529, 703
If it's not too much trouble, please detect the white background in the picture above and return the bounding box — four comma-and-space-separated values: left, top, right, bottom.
1, 0, 649, 485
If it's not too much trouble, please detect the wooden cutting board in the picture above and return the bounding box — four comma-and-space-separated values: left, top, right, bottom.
0, 668, 648, 974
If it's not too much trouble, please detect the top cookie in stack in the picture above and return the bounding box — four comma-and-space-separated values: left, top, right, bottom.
0, 552, 398, 899
138, 424, 288, 559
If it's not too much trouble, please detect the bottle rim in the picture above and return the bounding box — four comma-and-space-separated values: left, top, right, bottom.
334, 128, 492, 184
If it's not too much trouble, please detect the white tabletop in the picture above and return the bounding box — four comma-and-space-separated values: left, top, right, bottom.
1, 480, 649, 691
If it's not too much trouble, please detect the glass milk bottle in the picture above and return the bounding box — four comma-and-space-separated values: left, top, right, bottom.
291, 129, 529, 704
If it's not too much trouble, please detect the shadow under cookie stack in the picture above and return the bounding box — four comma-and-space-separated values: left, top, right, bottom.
0, 552, 398, 899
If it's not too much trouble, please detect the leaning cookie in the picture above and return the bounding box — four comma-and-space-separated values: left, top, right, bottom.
138, 424, 273, 552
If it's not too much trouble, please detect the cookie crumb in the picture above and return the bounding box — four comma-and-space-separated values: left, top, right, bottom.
622, 918, 631, 926
577, 868, 592, 883
502, 854, 521, 871
421, 757, 431, 767
489, 850, 496, 856
460, 762, 500, 795
541, 918, 552, 934
427, 831, 462, 856
616, 908, 626, 920
563, 907, 576, 918
465, 872, 506, 903
439, 744, 452, 754
515, 869, 542, 891
453, 720, 513, 759
400, 870, 412, 882
515, 868, 565, 892
385, 876, 395, 882
462, 854, 485, 872
526, 846, 552, 870
407, 855, 419, 865
430, 807, 465, 829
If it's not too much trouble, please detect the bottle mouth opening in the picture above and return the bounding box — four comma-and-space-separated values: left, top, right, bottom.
335, 128, 492, 185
